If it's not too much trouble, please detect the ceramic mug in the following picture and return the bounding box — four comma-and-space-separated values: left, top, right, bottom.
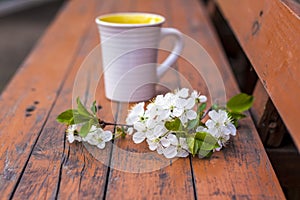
95, 12, 183, 102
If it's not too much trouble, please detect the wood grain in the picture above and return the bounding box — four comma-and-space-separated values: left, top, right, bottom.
251, 81, 287, 147
104, 1, 195, 199
0, 0, 286, 199
217, 0, 300, 150
106, 0, 284, 199
251, 80, 269, 125
11, 0, 121, 199
0, 0, 97, 198
176, 0, 284, 199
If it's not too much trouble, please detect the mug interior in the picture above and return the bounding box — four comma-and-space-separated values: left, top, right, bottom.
96, 13, 165, 27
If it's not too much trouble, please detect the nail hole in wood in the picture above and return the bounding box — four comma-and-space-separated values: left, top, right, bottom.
26, 105, 36, 112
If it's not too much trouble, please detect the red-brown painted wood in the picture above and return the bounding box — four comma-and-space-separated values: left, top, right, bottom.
0, 0, 97, 198
217, 0, 300, 151
0, 0, 286, 199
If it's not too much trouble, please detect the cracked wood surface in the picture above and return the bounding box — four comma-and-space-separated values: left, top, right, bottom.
0, 0, 285, 199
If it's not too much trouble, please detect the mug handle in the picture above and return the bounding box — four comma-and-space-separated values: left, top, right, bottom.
157, 28, 184, 77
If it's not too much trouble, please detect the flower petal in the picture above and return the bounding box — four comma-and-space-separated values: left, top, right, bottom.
179, 137, 188, 150
227, 123, 236, 136
176, 88, 189, 98
97, 142, 106, 149
133, 131, 146, 144
186, 110, 197, 120
175, 98, 187, 109
177, 149, 189, 157
67, 133, 75, 143
157, 145, 164, 154
208, 110, 218, 121
160, 137, 171, 147
134, 121, 146, 132
147, 139, 158, 151
163, 145, 178, 158
167, 134, 178, 146
205, 119, 215, 129
127, 127, 134, 135
196, 126, 208, 133
173, 107, 184, 117
185, 97, 195, 109
199, 95, 207, 103
101, 130, 112, 142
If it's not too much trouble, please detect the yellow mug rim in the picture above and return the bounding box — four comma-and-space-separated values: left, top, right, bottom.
95, 12, 165, 27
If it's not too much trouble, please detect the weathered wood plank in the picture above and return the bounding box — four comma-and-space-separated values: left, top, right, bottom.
251, 80, 269, 125
0, 0, 97, 198
281, 0, 300, 15
0, 0, 287, 199
104, 0, 285, 199
251, 81, 287, 147
177, 0, 285, 199
216, 0, 300, 150
104, 0, 195, 199
11, 0, 122, 199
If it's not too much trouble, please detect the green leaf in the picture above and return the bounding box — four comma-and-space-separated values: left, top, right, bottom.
187, 103, 207, 130
187, 132, 219, 157
56, 109, 76, 125
77, 97, 92, 117
91, 100, 97, 114
187, 118, 199, 130
228, 111, 247, 127
198, 150, 213, 159
79, 119, 94, 137
165, 118, 181, 131
73, 113, 91, 124
195, 132, 219, 150
211, 104, 219, 110
228, 112, 246, 120
187, 136, 201, 156
121, 126, 126, 138
226, 93, 254, 113
115, 126, 126, 139
197, 103, 207, 113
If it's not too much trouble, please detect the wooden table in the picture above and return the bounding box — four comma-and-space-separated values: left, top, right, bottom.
0, 0, 285, 199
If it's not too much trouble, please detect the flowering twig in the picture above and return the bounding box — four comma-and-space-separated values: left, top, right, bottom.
57, 89, 254, 159
98, 119, 133, 128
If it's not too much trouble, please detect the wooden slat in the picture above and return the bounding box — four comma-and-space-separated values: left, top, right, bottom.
281, 0, 300, 15
106, 0, 284, 199
11, 0, 121, 199
0, 0, 97, 198
251, 80, 269, 125
104, 0, 195, 199
171, 0, 284, 199
216, 0, 300, 150
252, 81, 287, 147
0, 0, 286, 199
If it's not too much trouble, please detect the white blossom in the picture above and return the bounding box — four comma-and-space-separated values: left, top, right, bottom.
176, 137, 189, 157
64, 88, 243, 159
84, 126, 112, 149
203, 110, 236, 149
66, 125, 82, 143
191, 90, 207, 103
126, 102, 146, 125
125, 88, 237, 158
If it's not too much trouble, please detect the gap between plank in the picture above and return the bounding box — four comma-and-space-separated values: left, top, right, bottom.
8, 25, 90, 200
102, 102, 121, 200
